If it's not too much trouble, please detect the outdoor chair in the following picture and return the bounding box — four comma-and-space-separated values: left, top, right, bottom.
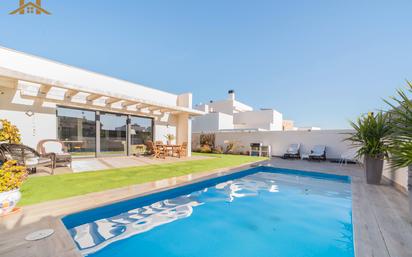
308, 145, 327, 161
283, 143, 301, 159
175, 142, 188, 158
146, 141, 166, 158
0, 143, 55, 174
153, 144, 166, 159
145, 140, 155, 155
37, 139, 72, 168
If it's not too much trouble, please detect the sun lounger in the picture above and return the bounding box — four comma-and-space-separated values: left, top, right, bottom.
308, 145, 326, 161
283, 144, 301, 159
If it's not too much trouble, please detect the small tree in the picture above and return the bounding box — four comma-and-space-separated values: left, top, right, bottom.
0, 119, 21, 144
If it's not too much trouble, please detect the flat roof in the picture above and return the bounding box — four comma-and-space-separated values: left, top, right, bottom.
0, 46, 204, 116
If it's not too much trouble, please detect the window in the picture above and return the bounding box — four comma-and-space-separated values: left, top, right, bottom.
57, 107, 96, 157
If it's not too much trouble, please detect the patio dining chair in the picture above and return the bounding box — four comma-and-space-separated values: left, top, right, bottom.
175, 142, 188, 158
146, 141, 166, 159
153, 144, 166, 159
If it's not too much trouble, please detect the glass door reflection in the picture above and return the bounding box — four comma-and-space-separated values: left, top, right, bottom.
99, 112, 127, 156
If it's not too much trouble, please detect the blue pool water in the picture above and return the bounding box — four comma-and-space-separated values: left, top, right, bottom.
63, 167, 354, 257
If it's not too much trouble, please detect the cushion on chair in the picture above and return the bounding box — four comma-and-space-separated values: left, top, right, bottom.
43, 141, 64, 154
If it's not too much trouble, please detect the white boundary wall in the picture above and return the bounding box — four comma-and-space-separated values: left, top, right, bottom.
193, 130, 409, 192
193, 130, 354, 159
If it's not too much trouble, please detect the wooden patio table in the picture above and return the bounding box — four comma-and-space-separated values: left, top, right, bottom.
157, 144, 182, 157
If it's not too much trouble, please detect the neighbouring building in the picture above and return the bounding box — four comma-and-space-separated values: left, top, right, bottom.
0, 46, 203, 157
193, 90, 286, 132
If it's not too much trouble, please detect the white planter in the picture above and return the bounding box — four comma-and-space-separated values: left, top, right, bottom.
0, 189, 21, 215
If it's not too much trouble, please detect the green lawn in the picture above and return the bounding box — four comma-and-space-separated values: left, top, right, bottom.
20, 154, 266, 206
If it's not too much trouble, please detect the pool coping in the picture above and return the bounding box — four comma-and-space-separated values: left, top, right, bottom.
1, 158, 411, 257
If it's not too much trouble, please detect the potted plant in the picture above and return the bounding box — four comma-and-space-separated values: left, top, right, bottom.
0, 160, 27, 215
164, 134, 175, 145
385, 81, 412, 218
346, 112, 392, 184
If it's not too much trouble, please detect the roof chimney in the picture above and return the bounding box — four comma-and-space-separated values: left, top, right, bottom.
36, 0, 41, 14
19, 0, 25, 14
228, 89, 235, 100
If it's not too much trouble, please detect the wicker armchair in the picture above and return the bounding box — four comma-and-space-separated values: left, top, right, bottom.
37, 139, 72, 168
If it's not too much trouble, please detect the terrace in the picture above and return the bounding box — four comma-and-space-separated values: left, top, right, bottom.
0, 157, 411, 257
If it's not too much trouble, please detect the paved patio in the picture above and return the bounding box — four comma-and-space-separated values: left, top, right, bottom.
0, 158, 411, 257
33, 155, 211, 175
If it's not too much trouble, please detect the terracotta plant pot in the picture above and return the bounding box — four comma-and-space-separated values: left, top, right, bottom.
0, 189, 21, 216
364, 155, 384, 184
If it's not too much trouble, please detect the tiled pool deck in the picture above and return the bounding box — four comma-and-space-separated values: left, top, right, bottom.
1, 158, 411, 257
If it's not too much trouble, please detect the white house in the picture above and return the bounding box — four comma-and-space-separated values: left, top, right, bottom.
193, 90, 285, 132
0, 46, 203, 157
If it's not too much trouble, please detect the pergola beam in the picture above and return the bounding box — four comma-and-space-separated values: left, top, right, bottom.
105, 97, 121, 105
64, 89, 79, 99
86, 94, 102, 101
37, 85, 52, 97
19, 92, 163, 118
121, 101, 137, 108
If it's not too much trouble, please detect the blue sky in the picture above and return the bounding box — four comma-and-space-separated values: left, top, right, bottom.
1, 0, 411, 129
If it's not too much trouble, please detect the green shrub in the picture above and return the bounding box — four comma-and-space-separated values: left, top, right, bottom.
212, 146, 224, 154
385, 81, 412, 168
200, 133, 215, 148
199, 145, 212, 153
346, 112, 392, 159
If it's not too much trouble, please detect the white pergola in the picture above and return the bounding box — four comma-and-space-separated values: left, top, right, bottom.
0, 66, 204, 119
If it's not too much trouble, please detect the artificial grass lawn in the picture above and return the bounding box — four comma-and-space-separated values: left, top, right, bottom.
20, 154, 266, 206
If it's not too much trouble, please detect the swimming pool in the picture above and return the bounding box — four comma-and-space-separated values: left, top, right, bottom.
63, 167, 354, 257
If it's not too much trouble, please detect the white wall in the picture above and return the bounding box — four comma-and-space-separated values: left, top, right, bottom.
193, 130, 354, 159
192, 112, 233, 132
383, 162, 409, 192
233, 109, 283, 131
0, 86, 57, 149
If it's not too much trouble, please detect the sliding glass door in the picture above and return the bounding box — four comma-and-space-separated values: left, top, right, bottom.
99, 112, 128, 156
57, 106, 153, 157
57, 107, 96, 157
130, 116, 153, 145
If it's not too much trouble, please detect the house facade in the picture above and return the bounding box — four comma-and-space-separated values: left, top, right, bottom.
192, 90, 286, 132
0, 46, 203, 157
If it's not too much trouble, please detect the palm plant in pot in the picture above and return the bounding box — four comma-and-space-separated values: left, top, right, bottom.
164, 134, 175, 145
0, 160, 27, 215
385, 81, 412, 218
346, 112, 392, 184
